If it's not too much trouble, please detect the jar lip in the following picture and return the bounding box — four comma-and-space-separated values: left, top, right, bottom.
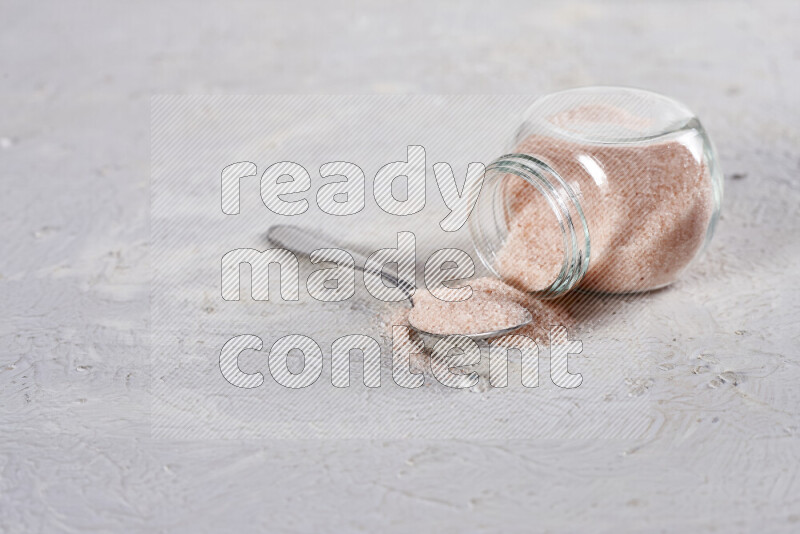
522, 86, 699, 145
470, 154, 591, 298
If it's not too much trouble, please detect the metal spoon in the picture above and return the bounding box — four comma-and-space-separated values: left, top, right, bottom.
265, 224, 532, 341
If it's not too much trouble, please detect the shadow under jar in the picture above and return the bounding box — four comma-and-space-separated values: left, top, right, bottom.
469, 86, 724, 298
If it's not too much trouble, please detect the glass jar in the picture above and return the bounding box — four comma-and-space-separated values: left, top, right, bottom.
469, 86, 723, 298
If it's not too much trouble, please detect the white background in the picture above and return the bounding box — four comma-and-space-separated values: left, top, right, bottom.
1, 1, 799, 532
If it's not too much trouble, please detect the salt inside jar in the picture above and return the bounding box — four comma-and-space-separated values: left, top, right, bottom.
469, 86, 723, 297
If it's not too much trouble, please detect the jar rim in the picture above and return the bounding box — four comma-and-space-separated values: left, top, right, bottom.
469, 154, 591, 298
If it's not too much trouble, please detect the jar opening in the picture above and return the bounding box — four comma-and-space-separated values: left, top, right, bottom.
469, 154, 590, 298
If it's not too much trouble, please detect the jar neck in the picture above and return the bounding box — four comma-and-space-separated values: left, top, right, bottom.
470, 153, 591, 298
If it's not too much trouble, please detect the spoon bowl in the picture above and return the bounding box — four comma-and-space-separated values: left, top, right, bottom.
407, 310, 533, 342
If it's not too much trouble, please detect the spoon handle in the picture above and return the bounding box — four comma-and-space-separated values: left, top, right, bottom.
265, 225, 415, 302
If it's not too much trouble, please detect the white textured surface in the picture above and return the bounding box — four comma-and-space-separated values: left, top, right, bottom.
1, 0, 799, 532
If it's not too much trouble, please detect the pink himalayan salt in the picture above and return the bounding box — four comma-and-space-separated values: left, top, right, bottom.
408, 285, 529, 336
550, 103, 653, 133
388, 107, 713, 350
496, 134, 714, 293
399, 276, 574, 345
